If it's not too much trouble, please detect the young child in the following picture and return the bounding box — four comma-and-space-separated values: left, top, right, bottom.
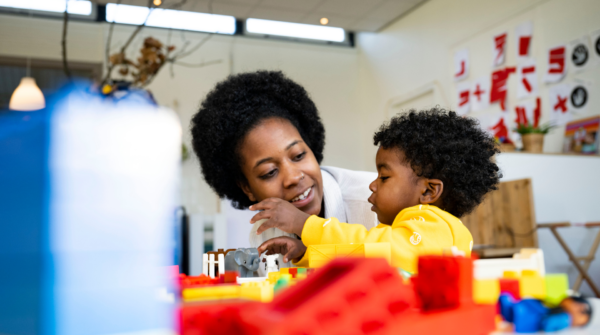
253, 108, 501, 274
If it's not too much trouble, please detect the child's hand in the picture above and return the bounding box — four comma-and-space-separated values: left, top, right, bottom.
249, 198, 310, 236
257, 236, 307, 263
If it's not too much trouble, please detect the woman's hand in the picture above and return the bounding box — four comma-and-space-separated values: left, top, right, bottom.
257, 236, 307, 263
249, 198, 310, 236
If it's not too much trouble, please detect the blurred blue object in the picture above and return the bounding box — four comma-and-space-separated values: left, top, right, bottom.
541, 312, 571, 332
0, 83, 180, 335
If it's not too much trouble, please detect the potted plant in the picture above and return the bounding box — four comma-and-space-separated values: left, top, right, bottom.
513, 99, 555, 153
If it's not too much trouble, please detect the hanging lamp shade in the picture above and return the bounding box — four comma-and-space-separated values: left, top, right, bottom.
9, 77, 45, 111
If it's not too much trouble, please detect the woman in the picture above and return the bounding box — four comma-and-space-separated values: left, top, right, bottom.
190, 71, 377, 262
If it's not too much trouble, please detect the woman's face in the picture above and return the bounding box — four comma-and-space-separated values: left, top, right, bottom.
238, 117, 323, 216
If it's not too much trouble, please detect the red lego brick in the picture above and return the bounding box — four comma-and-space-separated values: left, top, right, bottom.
288, 267, 298, 278
218, 271, 239, 284
180, 257, 494, 335
179, 273, 219, 289
499, 278, 521, 300
412, 255, 473, 311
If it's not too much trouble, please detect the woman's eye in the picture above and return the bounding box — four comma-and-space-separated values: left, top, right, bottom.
293, 152, 306, 161
260, 169, 277, 179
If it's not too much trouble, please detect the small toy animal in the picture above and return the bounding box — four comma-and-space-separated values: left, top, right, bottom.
225, 248, 260, 277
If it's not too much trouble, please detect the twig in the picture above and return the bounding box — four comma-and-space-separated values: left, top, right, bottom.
105, 0, 122, 74
102, 0, 154, 86
171, 33, 214, 60
61, 3, 71, 79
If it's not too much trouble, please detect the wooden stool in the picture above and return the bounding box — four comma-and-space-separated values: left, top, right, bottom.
537, 222, 600, 298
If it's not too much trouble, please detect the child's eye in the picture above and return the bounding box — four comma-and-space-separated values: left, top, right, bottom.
380, 176, 389, 182
293, 152, 306, 161
260, 169, 277, 179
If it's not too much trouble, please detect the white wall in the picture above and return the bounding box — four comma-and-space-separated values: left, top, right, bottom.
356, 0, 600, 166
0, 14, 364, 217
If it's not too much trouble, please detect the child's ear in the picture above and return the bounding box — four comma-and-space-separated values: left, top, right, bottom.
420, 179, 443, 204
238, 181, 257, 202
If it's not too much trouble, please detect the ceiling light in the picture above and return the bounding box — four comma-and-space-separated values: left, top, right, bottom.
0, 0, 93, 16
9, 77, 46, 111
153, 0, 162, 6
246, 18, 345, 42
320, 18, 329, 25
106, 4, 236, 35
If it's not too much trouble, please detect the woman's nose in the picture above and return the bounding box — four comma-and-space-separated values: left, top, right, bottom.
282, 165, 304, 188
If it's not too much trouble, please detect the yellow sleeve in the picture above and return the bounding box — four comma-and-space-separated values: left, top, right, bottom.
294, 205, 472, 273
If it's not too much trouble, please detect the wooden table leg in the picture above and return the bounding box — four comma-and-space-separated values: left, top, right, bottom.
549, 227, 600, 298
572, 228, 600, 292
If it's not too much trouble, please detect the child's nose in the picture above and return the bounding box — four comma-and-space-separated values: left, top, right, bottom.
369, 179, 377, 193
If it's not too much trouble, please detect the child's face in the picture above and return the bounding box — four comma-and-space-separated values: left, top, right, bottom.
368, 147, 436, 224
560, 298, 590, 327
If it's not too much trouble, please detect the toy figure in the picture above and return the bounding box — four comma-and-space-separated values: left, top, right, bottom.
264, 254, 279, 274
498, 293, 592, 332
224, 248, 260, 277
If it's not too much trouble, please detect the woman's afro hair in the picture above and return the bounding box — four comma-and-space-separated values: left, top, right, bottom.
190, 71, 325, 209
373, 108, 501, 218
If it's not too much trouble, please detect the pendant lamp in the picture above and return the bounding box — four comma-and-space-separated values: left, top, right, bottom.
9, 77, 46, 111
9, 57, 45, 111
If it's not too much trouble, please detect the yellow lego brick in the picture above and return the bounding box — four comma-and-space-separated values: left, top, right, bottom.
545, 274, 569, 306
240, 281, 274, 303
336, 244, 365, 258
520, 271, 546, 300
364, 242, 391, 264
268, 272, 281, 285
473, 279, 500, 304
182, 285, 240, 302
279, 268, 290, 275
503, 270, 519, 279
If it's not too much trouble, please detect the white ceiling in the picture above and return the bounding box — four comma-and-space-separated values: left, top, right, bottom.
95, 0, 427, 32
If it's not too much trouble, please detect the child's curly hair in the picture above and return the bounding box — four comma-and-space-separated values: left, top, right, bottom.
373, 108, 501, 217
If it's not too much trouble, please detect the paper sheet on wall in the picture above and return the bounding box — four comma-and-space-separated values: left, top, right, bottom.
490, 67, 516, 111
591, 29, 600, 65
569, 36, 592, 72
454, 49, 469, 81
516, 21, 533, 62
492, 32, 508, 67
455, 81, 471, 115
569, 81, 591, 114
517, 59, 538, 99
514, 98, 540, 127
544, 44, 567, 83
549, 83, 572, 126
471, 76, 490, 112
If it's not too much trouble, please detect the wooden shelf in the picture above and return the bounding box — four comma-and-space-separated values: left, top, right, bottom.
500, 151, 600, 158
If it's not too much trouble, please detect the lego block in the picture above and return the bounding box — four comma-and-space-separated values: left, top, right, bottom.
268, 272, 281, 285
544, 274, 568, 306
503, 270, 519, 279
219, 271, 239, 284
336, 244, 365, 258
182, 284, 240, 302
288, 267, 298, 278
473, 279, 500, 304
307, 243, 392, 268
181, 258, 495, 335
499, 278, 521, 300
279, 268, 290, 275
364, 242, 392, 264
414, 256, 460, 310
296, 268, 307, 275
308, 244, 336, 268
240, 281, 274, 303
520, 270, 546, 300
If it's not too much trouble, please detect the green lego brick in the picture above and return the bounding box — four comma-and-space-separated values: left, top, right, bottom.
545, 274, 569, 306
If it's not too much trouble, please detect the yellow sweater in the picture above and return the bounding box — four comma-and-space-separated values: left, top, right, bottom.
294, 204, 473, 274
